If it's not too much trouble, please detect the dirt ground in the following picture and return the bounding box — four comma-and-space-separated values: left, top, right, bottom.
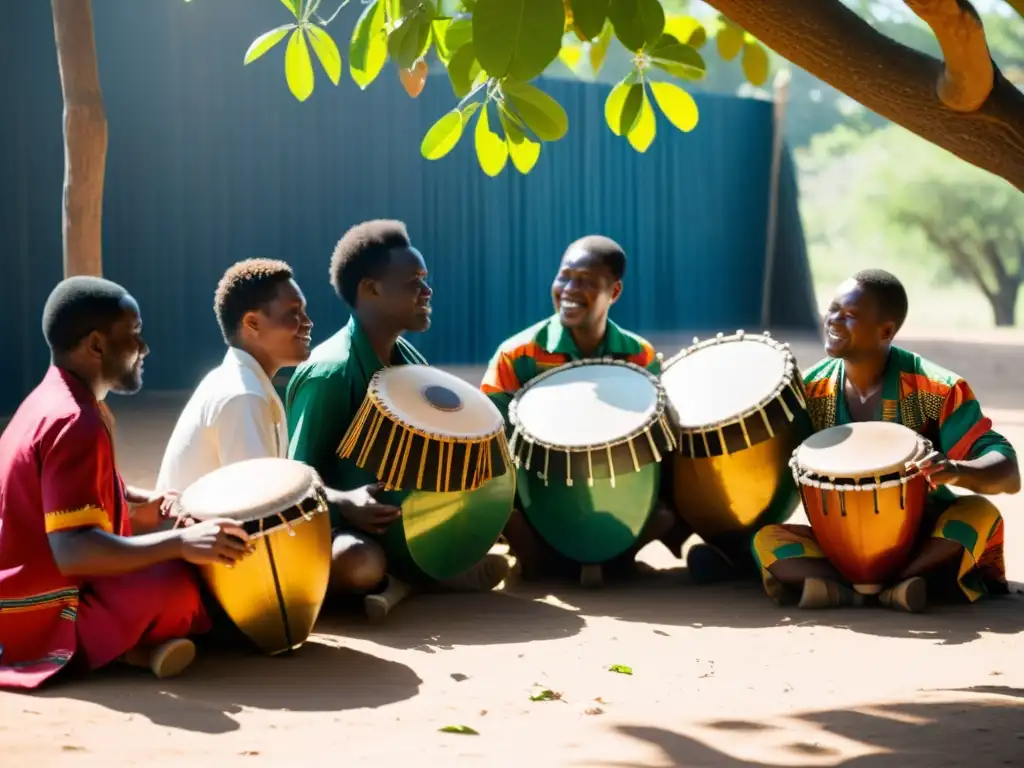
3, 329, 1024, 767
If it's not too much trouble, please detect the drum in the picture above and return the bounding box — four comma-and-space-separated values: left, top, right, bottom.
337, 364, 515, 584
791, 421, 931, 594
176, 457, 331, 656
661, 331, 812, 550
508, 358, 676, 564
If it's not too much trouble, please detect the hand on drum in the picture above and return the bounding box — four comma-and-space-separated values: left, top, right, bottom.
906, 450, 961, 489
130, 491, 179, 533
335, 483, 402, 535
178, 519, 254, 566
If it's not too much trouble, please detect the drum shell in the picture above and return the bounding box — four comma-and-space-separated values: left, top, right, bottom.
200, 507, 332, 655
374, 468, 515, 584
518, 462, 659, 564
671, 412, 808, 545
800, 473, 929, 589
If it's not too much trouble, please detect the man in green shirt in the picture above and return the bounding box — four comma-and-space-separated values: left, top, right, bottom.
481, 236, 689, 587
286, 220, 509, 620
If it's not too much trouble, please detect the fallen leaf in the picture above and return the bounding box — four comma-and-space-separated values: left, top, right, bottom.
609, 664, 633, 675
583, 706, 604, 715
439, 725, 479, 735
530, 688, 563, 702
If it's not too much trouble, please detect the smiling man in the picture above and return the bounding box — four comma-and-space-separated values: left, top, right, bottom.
156, 259, 314, 494
751, 269, 1020, 613
481, 235, 686, 586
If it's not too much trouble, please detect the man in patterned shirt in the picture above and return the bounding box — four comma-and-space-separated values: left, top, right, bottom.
751, 270, 1019, 612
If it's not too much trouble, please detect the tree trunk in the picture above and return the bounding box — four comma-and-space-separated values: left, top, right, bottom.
51, 0, 108, 278
988, 280, 1019, 327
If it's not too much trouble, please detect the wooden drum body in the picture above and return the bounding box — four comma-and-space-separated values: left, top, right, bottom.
661, 331, 812, 547
509, 359, 675, 564
338, 365, 515, 585
792, 422, 931, 594
177, 457, 332, 655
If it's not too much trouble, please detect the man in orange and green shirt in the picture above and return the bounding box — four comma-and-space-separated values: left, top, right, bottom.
752, 270, 1019, 612
481, 236, 687, 586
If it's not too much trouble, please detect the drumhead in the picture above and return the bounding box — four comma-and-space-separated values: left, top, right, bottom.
178, 457, 320, 522
373, 365, 504, 439
662, 336, 788, 428
795, 422, 924, 478
513, 361, 660, 449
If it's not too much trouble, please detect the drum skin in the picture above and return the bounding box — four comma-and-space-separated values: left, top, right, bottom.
201, 510, 332, 656
800, 475, 929, 589
671, 412, 809, 546
375, 469, 516, 584
518, 463, 659, 564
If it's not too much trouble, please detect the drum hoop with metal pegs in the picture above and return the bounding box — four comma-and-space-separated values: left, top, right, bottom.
509, 357, 674, 454
788, 434, 933, 493
661, 330, 805, 436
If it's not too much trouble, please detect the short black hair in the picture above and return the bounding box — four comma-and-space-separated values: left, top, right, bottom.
329, 220, 411, 307
214, 258, 294, 343
853, 268, 909, 332
42, 276, 131, 354
565, 235, 627, 281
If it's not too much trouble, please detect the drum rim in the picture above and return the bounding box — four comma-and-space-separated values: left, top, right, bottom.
367, 364, 505, 443
178, 475, 329, 531
508, 357, 672, 453
789, 433, 933, 492
661, 330, 805, 435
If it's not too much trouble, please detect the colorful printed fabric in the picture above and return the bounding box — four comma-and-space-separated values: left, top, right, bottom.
752, 346, 1014, 601
480, 314, 660, 424
286, 316, 427, 529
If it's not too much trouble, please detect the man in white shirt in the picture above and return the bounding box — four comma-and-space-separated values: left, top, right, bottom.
156, 259, 314, 493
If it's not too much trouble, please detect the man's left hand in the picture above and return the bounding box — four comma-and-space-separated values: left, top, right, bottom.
906, 451, 961, 489
130, 491, 180, 533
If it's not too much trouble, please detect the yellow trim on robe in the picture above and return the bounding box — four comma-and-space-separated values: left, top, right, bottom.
44, 505, 112, 534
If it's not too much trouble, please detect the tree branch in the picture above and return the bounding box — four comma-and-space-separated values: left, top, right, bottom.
912, 215, 994, 297
904, 0, 993, 111
704, 0, 1024, 190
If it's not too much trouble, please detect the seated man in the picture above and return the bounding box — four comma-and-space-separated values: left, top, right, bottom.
752, 269, 1020, 612
481, 235, 688, 588
156, 259, 314, 492
286, 220, 509, 620
0, 277, 250, 689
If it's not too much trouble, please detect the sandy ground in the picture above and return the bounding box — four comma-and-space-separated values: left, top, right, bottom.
3, 329, 1024, 767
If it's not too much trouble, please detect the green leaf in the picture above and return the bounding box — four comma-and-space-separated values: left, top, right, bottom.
280, 0, 302, 18
474, 104, 509, 177
607, 0, 663, 53
716, 18, 744, 61
306, 25, 342, 85
500, 110, 541, 174
741, 41, 769, 86
650, 35, 706, 80
421, 109, 464, 160
439, 725, 479, 735
447, 43, 481, 98
603, 77, 630, 135
503, 81, 568, 142
530, 689, 558, 701
389, 13, 432, 69
649, 81, 698, 133
609, 664, 634, 675
589, 21, 613, 74
664, 15, 705, 48
473, 0, 565, 81
350, 0, 388, 88
559, 43, 583, 72
618, 82, 643, 136
444, 17, 474, 51
284, 28, 315, 101
570, 0, 609, 40
628, 90, 655, 152
244, 25, 294, 65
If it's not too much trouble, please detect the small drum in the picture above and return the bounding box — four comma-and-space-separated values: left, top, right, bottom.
337, 364, 515, 584
791, 421, 931, 594
508, 358, 676, 564
176, 457, 331, 656
661, 331, 812, 550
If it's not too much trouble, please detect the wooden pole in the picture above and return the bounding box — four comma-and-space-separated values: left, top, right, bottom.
760, 68, 791, 330
51, 0, 108, 277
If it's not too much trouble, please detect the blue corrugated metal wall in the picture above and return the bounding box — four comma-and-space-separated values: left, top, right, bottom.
0, 0, 812, 413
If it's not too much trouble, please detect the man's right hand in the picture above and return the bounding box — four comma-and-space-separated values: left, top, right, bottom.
178, 519, 252, 566
337, 483, 402, 535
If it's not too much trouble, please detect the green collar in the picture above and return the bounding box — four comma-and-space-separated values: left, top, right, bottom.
543, 314, 626, 358
834, 348, 901, 424
347, 316, 415, 381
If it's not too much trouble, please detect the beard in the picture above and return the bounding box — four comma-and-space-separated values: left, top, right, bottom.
103, 355, 143, 395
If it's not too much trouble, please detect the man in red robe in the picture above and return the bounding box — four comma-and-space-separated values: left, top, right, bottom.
0, 277, 251, 689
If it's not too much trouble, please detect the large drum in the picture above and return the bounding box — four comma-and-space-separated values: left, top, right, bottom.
337, 364, 515, 585
792, 421, 931, 594
661, 331, 812, 550
176, 457, 332, 656
508, 358, 676, 564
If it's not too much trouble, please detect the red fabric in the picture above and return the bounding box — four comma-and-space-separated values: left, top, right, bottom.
0, 367, 206, 689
